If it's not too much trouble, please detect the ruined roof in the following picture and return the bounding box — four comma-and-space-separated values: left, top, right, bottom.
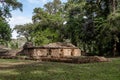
26, 42, 79, 49
0, 45, 9, 54
43, 42, 76, 48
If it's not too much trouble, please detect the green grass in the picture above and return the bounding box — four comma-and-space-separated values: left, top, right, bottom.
0, 58, 120, 80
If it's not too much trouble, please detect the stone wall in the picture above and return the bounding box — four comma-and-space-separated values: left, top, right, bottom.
72, 49, 81, 56
50, 49, 61, 58
26, 47, 81, 59
62, 48, 72, 57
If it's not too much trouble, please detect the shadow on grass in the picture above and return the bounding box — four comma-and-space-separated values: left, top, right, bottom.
0, 61, 77, 80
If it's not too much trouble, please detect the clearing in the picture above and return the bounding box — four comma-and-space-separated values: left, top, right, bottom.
0, 58, 120, 80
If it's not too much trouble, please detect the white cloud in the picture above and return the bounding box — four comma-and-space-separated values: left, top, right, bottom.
9, 16, 32, 28
27, 0, 48, 4
9, 16, 32, 39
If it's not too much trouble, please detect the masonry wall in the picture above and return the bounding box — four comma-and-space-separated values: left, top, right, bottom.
72, 49, 81, 57
50, 49, 61, 58
27, 47, 81, 58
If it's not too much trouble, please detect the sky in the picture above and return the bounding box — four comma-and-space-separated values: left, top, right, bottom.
9, 0, 67, 39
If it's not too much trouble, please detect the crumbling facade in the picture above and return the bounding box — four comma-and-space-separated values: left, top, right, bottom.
23, 42, 81, 59
26, 47, 81, 59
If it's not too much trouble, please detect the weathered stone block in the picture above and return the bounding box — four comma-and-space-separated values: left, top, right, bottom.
62, 49, 72, 57
72, 49, 81, 57
36, 49, 48, 57
51, 49, 61, 58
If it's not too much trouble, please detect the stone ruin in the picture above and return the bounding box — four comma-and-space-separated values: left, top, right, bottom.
0, 45, 9, 56
22, 42, 81, 59
21, 42, 110, 63
23, 42, 33, 48
0, 42, 110, 63
0, 45, 18, 57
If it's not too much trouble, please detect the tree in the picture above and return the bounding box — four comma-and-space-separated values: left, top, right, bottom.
0, 0, 22, 46
32, 0, 66, 45
32, 8, 63, 45
107, 0, 120, 56
0, 18, 11, 44
14, 23, 35, 42
34, 28, 59, 46
64, 0, 120, 56
44, 0, 62, 14
65, 0, 90, 46
0, 0, 22, 18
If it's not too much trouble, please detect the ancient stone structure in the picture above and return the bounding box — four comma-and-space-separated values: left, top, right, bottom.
0, 45, 9, 56
23, 42, 81, 59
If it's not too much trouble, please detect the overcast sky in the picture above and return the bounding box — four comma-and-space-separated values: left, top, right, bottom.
9, 0, 67, 39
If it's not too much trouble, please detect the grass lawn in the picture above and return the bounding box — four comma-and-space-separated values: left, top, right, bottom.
0, 58, 120, 80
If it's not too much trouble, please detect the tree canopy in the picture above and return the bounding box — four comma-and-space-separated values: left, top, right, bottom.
14, 0, 120, 56
0, 18, 11, 43
0, 0, 22, 18
0, 0, 22, 45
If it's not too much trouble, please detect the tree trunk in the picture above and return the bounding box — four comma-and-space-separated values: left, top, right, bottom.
111, 0, 117, 13
98, 43, 102, 56
83, 43, 86, 53
113, 41, 117, 57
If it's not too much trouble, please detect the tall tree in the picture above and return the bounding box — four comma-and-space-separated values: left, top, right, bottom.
0, 18, 11, 44
32, 0, 66, 45
0, 0, 22, 44
65, 0, 120, 56
0, 0, 22, 18
14, 23, 35, 42
65, 0, 88, 46
44, 0, 62, 14
107, 0, 120, 56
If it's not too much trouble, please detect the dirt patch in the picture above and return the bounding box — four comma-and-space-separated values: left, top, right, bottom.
0, 60, 39, 69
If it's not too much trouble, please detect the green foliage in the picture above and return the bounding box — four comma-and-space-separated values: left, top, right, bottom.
14, 0, 65, 46
0, 0, 22, 18
34, 28, 59, 46
9, 41, 19, 49
64, 0, 120, 56
0, 0, 22, 47
0, 18, 11, 42
44, 0, 62, 14
12, 0, 120, 56
31, 0, 66, 45
14, 23, 35, 42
